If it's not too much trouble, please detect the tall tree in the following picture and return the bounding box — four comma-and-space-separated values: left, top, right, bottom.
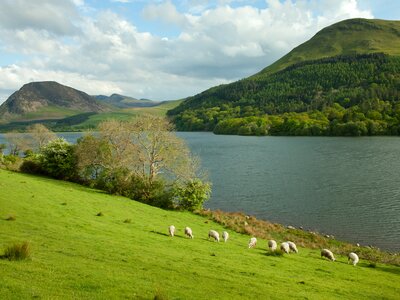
26, 124, 57, 151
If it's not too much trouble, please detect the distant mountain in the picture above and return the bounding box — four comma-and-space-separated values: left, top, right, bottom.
0, 81, 108, 121
168, 18, 400, 136
95, 94, 160, 108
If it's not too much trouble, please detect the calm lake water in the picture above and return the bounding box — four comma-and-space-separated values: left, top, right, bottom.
1, 132, 399, 252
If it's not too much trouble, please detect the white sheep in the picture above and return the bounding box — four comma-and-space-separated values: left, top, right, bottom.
184, 227, 194, 239
208, 230, 220, 242
348, 252, 359, 266
169, 225, 175, 237
248, 237, 257, 248
222, 231, 229, 242
321, 249, 335, 261
268, 240, 277, 251
280, 242, 290, 254
287, 241, 298, 253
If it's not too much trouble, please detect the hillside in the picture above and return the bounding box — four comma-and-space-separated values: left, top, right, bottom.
0, 81, 108, 123
95, 93, 160, 108
168, 19, 400, 136
1, 169, 399, 299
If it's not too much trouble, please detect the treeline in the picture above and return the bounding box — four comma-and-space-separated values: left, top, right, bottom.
168, 53, 400, 136
0, 118, 211, 211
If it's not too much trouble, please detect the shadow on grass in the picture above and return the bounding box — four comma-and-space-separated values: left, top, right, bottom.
150, 230, 187, 239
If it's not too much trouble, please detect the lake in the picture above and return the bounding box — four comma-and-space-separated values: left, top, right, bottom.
1, 132, 399, 252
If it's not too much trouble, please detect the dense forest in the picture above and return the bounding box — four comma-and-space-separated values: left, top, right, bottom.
168, 53, 400, 136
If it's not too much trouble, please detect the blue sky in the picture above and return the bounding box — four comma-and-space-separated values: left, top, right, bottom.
0, 0, 398, 104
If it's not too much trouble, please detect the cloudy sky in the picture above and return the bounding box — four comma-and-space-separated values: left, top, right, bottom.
0, 0, 398, 104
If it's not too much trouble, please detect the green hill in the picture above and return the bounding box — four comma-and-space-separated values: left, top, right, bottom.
261, 18, 400, 75
168, 19, 400, 136
1, 169, 399, 299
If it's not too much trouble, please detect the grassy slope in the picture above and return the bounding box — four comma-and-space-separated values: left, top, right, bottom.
1, 170, 399, 299
257, 18, 400, 76
0, 106, 82, 123
72, 100, 183, 129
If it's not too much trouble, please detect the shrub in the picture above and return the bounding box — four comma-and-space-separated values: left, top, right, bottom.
173, 179, 211, 211
123, 219, 132, 223
20, 154, 44, 175
3, 241, 31, 261
5, 215, 16, 221
40, 138, 77, 180
0, 154, 22, 171
128, 176, 174, 209
96, 212, 104, 217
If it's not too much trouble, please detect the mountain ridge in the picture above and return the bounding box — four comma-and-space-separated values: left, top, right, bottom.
0, 81, 108, 121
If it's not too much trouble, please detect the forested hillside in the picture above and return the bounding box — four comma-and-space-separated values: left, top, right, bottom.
168, 19, 400, 136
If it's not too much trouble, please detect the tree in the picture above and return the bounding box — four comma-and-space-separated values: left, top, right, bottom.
26, 124, 57, 151
75, 115, 210, 209
4, 131, 30, 156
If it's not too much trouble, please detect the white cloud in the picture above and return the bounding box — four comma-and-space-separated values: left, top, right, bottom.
0, 0, 80, 36
0, 0, 373, 104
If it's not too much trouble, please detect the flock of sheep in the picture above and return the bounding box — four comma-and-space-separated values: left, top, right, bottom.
168, 225, 360, 266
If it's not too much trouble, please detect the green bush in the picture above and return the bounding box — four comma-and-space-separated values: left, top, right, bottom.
40, 138, 77, 180
20, 154, 44, 175
128, 176, 174, 209
173, 179, 211, 211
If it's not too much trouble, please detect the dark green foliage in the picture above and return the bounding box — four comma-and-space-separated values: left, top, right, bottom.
2, 241, 31, 261
54, 112, 97, 127
127, 176, 174, 209
20, 154, 44, 175
169, 54, 400, 136
96, 212, 104, 217
94, 171, 174, 209
173, 179, 211, 211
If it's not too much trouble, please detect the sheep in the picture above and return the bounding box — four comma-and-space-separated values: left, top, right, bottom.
287, 241, 298, 253
321, 249, 335, 261
222, 231, 229, 242
268, 240, 277, 252
348, 252, 359, 266
208, 230, 220, 242
168, 225, 175, 237
184, 227, 194, 239
280, 242, 290, 254
248, 237, 257, 248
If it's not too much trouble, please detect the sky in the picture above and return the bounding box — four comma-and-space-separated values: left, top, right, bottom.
0, 0, 398, 104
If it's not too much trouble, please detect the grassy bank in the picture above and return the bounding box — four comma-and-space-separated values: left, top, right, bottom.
1, 169, 399, 299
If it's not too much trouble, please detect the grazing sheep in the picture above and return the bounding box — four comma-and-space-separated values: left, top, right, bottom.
184, 227, 194, 239
222, 231, 229, 242
248, 237, 257, 248
321, 249, 335, 261
208, 230, 220, 242
287, 241, 298, 253
348, 252, 359, 266
169, 225, 176, 237
280, 242, 290, 254
268, 240, 277, 251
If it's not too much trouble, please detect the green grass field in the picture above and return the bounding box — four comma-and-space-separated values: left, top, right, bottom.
1, 169, 399, 299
